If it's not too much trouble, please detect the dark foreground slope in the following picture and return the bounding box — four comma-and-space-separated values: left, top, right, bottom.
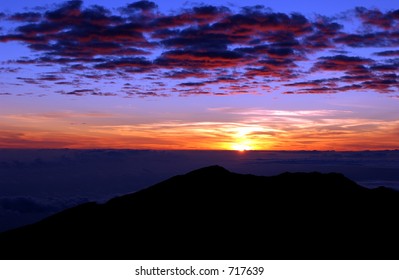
1, 165, 398, 259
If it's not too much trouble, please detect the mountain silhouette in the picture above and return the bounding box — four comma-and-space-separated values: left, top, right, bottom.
0, 165, 398, 259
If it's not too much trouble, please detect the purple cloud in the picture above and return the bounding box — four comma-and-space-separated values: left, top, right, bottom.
1, 1, 398, 96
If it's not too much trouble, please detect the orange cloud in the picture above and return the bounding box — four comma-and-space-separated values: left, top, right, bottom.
0, 108, 398, 150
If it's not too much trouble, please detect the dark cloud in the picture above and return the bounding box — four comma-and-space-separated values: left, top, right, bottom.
158, 50, 244, 67
361, 78, 398, 92
122, 85, 170, 97
178, 81, 207, 87
335, 31, 399, 48
165, 73, 235, 88
245, 66, 289, 79
131, 91, 170, 98
374, 50, 399, 57
356, 7, 399, 30
212, 10, 312, 38
285, 78, 336, 88
258, 58, 296, 69
45, 0, 83, 22
60, 89, 117, 96
165, 70, 210, 79
151, 5, 229, 29
314, 18, 343, 35
17, 77, 40, 85
160, 28, 231, 51
0, 66, 21, 73
302, 18, 343, 50
370, 63, 399, 72
340, 74, 373, 82
190, 5, 230, 22
285, 72, 398, 94
162, 50, 244, 62
313, 55, 374, 72
235, 44, 303, 61
284, 83, 368, 94
90, 91, 118, 97
286, 86, 336, 94
284, 76, 351, 94
174, 88, 211, 96
126, 1, 158, 12
9, 12, 42, 22
95, 57, 152, 70
39, 74, 64, 81
17, 21, 64, 36
266, 47, 295, 57
80, 5, 118, 25
0, 34, 46, 43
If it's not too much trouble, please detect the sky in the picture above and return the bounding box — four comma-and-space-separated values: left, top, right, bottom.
0, 0, 398, 150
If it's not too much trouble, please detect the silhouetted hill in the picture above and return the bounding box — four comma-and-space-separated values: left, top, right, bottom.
0, 165, 398, 259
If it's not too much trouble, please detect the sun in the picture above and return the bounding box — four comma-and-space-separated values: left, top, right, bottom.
232, 143, 252, 152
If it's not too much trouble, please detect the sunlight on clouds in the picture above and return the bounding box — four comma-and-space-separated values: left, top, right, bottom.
226, 126, 264, 151
86, 114, 398, 151
0, 108, 398, 150
89, 122, 267, 150
232, 143, 252, 152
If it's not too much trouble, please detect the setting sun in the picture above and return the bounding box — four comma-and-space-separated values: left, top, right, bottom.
232, 143, 252, 152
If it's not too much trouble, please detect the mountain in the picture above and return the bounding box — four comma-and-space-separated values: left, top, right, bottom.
0, 165, 398, 259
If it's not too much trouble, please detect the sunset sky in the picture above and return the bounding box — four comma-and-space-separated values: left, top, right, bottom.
0, 0, 398, 150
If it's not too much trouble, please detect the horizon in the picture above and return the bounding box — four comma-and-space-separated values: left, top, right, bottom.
0, 0, 398, 150
1, 148, 399, 152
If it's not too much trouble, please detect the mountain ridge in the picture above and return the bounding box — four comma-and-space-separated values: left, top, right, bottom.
0, 165, 398, 259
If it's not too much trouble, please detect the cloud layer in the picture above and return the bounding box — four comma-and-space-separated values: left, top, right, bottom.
1, 1, 398, 97
1, 107, 398, 150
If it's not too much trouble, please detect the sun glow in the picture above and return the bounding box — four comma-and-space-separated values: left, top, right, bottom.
232, 143, 252, 152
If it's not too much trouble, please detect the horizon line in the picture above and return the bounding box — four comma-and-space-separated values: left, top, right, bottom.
0, 148, 398, 152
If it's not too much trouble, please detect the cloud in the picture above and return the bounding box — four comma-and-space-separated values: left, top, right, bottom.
374, 50, 399, 57
16, 77, 40, 85
1, 2, 399, 96
334, 31, 397, 48
125, 1, 158, 12
1, 106, 398, 150
189, 5, 230, 23
355, 7, 399, 30
44, 0, 83, 22
39, 74, 65, 81
156, 50, 246, 69
313, 55, 374, 72
0, 130, 76, 148
95, 57, 152, 70
371, 63, 399, 72
60, 89, 117, 96
9, 12, 42, 22
210, 8, 313, 39
0, 196, 88, 214
164, 70, 210, 79
83, 109, 399, 150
